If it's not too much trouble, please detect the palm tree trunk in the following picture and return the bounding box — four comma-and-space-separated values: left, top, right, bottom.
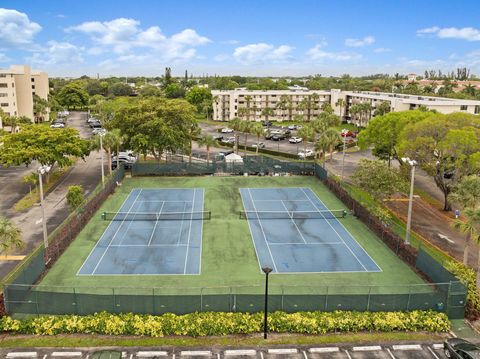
206, 146, 210, 164
463, 233, 470, 265
108, 149, 112, 175
244, 133, 248, 157
477, 247, 480, 288
256, 135, 259, 154
116, 144, 120, 169
189, 139, 192, 164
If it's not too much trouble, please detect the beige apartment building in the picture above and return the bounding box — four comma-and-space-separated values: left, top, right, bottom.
0, 65, 49, 128
213, 88, 480, 126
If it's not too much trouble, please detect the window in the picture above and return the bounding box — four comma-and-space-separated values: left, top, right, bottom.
0, 74, 6, 78
0, 103, 8, 107
460, 105, 468, 111
0, 83, 7, 88
31, 78, 35, 82
0, 93, 6, 97
475, 105, 480, 114
32, 85, 35, 89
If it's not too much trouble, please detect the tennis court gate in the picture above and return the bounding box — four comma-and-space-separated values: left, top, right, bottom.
3, 249, 466, 318
131, 156, 316, 176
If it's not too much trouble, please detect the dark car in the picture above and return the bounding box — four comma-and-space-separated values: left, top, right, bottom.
444, 338, 480, 358
271, 134, 285, 141
265, 132, 273, 140
262, 120, 272, 127
89, 121, 102, 128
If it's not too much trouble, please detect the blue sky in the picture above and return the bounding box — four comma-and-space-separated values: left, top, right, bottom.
1, 0, 480, 77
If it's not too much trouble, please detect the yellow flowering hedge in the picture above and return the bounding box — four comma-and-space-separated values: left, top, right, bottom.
0, 310, 449, 337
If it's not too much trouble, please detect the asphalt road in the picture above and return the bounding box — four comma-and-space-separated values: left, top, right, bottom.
0, 342, 449, 359
0, 112, 102, 280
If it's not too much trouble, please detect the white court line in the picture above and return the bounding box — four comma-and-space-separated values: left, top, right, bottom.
77, 188, 136, 275
280, 200, 307, 244
183, 188, 196, 274
247, 188, 278, 272
147, 201, 165, 246
300, 188, 367, 271
91, 189, 143, 274
110, 244, 187, 247
268, 242, 343, 245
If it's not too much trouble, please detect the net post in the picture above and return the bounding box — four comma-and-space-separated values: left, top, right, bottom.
101, 212, 106, 220
324, 286, 329, 311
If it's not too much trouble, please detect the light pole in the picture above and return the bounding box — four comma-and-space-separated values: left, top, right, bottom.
38, 165, 51, 255
262, 266, 272, 339
341, 129, 349, 181
99, 132, 106, 187
402, 157, 417, 245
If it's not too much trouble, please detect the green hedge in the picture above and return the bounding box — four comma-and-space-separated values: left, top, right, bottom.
0, 311, 449, 337
445, 261, 480, 318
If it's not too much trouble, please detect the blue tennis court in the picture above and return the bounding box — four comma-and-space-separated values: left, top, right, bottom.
78, 188, 205, 275
240, 187, 381, 273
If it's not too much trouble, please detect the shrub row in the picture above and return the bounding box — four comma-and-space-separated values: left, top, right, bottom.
0, 311, 449, 337
445, 261, 480, 319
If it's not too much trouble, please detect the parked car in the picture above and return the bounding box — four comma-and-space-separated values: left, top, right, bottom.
221, 136, 236, 144
444, 338, 480, 358
87, 117, 98, 123
89, 121, 102, 128
272, 134, 285, 141
341, 130, 357, 138
288, 125, 297, 130
111, 157, 136, 170
92, 128, 106, 135
264, 132, 273, 140
214, 135, 224, 141
252, 142, 265, 149
113, 151, 136, 159
221, 127, 234, 133
298, 149, 313, 159
50, 122, 65, 128
289, 137, 303, 143
262, 120, 272, 127
269, 129, 282, 135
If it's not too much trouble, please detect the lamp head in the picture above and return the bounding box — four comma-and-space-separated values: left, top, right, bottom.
262, 266, 273, 274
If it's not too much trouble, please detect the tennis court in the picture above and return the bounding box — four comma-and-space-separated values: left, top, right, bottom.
78, 188, 205, 275
240, 187, 381, 273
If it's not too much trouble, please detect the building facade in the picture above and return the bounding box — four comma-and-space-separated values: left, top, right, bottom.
213, 88, 480, 126
0, 65, 49, 128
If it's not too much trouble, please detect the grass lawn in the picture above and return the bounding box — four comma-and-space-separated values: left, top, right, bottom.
40, 176, 427, 295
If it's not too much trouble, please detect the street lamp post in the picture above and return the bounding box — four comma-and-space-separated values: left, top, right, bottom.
38, 165, 51, 260
341, 129, 349, 181
262, 266, 272, 339
401, 157, 417, 245
99, 132, 106, 188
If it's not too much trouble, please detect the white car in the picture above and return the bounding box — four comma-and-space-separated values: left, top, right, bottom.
221, 128, 234, 133
298, 149, 313, 159
289, 137, 303, 144
252, 142, 265, 149
221, 136, 236, 144
92, 128, 106, 135
87, 117, 98, 123
50, 122, 65, 128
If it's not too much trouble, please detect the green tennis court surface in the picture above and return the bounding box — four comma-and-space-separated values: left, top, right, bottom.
40, 176, 427, 294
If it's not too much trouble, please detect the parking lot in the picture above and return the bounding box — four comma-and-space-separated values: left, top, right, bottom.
2, 343, 447, 358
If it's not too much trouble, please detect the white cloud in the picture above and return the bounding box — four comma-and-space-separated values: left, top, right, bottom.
307, 43, 361, 61
374, 47, 391, 53
233, 43, 294, 65
417, 26, 480, 41
27, 41, 84, 66
0, 8, 41, 47
67, 17, 211, 61
345, 36, 375, 47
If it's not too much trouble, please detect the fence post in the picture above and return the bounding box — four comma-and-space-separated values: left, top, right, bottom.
152, 288, 155, 315
73, 287, 77, 315
445, 282, 452, 315
281, 286, 284, 311
406, 285, 412, 311
3, 285, 8, 315
35, 289, 40, 317
200, 287, 203, 312
112, 288, 116, 313
366, 287, 372, 311
324, 286, 329, 311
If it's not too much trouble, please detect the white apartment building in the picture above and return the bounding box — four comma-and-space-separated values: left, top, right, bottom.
213, 88, 480, 126
0, 65, 49, 128
212, 88, 331, 122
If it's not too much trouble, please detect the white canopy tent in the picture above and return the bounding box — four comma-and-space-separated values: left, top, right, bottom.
224, 153, 243, 163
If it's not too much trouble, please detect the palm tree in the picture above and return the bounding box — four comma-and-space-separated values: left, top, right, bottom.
187, 123, 201, 163
449, 175, 480, 264
23, 172, 39, 197
299, 93, 319, 122
314, 136, 330, 165
230, 118, 243, 154
240, 121, 252, 157
335, 98, 346, 120
297, 125, 315, 158
261, 107, 274, 122
276, 95, 290, 121
0, 216, 23, 256
108, 129, 126, 170
33, 94, 49, 123
197, 134, 217, 164
252, 103, 259, 122
237, 107, 248, 120
251, 123, 264, 154
319, 128, 341, 161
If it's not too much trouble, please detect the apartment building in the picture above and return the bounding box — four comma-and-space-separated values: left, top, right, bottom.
213, 88, 480, 126
0, 65, 49, 128
212, 88, 331, 122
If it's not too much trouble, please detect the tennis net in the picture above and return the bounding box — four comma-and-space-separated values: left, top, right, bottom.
102, 211, 211, 221
239, 209, 347, 220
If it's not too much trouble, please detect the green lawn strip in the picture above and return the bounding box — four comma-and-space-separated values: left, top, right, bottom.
40, 176, 426, 295
0, 332, 447, 348
14, 167, 71, 212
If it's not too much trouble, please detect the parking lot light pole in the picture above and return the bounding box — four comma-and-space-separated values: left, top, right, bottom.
38, 165, 51, 255
99, 132, 106, 188
262, 266, 273, 339
401, 157, 418, 245
341, 129, 349, 181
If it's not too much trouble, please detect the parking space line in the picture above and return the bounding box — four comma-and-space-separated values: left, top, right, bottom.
6, 353, 37, 358
51, 353, 82, 357
392, 344, 422, 350
386, 348, 396, 359
352, 346, 382, 351
345, 350, 352, 359
260, 351, 264, 359
302, 350, 308, 359
181, 351, 212, 356
137, 351, 168, 357
267, 349, 298, 354
309, 348, 339, 353
224, 350, 256, 356
432, 344, 443, 350
427, 347, 441, 359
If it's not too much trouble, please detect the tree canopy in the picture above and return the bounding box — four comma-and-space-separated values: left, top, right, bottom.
55, 82, 89, 109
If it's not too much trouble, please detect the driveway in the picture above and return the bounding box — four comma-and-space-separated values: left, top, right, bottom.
0, 112, 103, 280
